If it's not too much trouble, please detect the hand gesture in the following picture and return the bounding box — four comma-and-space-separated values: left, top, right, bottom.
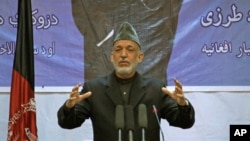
66, 83, 92, 108
161, 78, 188, 106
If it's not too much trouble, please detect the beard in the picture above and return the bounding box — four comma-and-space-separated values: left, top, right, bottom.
112, 59, 138, 75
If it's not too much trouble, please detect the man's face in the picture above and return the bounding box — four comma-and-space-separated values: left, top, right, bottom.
110, 40, 144, 78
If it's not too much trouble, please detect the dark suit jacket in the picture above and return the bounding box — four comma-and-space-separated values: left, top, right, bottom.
57, 72, 195, 141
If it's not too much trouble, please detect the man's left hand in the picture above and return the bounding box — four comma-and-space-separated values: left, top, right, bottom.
162, 78, 188, 106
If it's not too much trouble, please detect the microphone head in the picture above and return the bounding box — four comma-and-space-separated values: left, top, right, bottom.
115, 105, 125, 129
138, 104, 148, 128
125, 105, 135, 131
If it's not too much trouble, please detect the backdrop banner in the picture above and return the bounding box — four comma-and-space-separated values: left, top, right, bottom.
1, 0, 249, 87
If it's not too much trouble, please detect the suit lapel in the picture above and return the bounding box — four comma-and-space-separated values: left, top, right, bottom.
105, 72, 123, 106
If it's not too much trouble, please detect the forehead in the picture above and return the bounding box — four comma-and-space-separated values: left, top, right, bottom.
113, 40, 140, 48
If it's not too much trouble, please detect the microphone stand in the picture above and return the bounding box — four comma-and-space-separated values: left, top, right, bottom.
141, 128, 145, 141
118, 129, 122, 141
128, 130, 133, 141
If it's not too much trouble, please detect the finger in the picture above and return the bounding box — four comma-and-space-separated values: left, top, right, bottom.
79, 91, 92, 101
174, 78, 182, 89
72, 83, 82, 92
175, 86, 183, 94
162, 87, 171, 94
70, 90, 79, 98
70, 83, 82, 96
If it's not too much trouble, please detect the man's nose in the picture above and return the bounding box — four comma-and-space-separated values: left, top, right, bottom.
120, 49, 128, 57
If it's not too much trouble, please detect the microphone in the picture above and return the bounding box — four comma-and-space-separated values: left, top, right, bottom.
138, 104, 148, 141
115, 105, 125, 141
152, 105, 165, 141
125, 105, 135, 141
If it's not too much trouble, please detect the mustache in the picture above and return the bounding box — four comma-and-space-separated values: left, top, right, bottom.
118, 58, 130, 63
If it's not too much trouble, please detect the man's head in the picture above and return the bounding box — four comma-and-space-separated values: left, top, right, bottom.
111, 22, 144, 79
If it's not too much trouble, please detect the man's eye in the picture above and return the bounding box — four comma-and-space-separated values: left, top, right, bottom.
128, 48, 135, 52
114, 49, 122, 53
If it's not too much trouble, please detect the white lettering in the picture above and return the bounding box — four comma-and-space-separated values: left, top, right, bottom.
234, 129, 247, 136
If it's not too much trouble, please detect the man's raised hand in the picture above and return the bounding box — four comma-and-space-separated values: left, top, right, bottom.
66, 83, 92, 108
161, 78, 188, 106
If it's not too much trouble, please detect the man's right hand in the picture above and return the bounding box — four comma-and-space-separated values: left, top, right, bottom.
66, 83, 92, 109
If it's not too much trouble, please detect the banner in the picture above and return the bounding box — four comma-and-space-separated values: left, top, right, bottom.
0, 0, 249, 87
0, 0, 84, 87
168, 0, 250, 86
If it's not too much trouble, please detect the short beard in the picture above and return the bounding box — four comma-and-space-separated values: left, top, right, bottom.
112, 60, 138, 76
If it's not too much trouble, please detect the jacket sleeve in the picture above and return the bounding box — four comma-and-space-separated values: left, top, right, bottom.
161, 94, 195, 129
57, 101, 78, 129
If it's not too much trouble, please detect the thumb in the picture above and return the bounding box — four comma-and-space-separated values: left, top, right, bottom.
79, 91, 92, 101
162, 87, 176, 100
162, 87, 172, 96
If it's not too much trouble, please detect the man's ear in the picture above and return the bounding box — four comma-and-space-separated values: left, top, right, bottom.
138, 52, 144, 63
110, 52, 114, 62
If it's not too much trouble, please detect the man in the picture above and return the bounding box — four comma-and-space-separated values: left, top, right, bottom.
57, 22, 195, 141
